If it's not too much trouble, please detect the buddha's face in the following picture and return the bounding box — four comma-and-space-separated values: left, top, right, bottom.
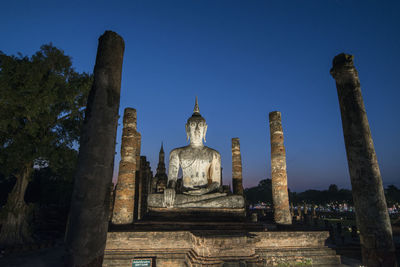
186, 119, 207, 146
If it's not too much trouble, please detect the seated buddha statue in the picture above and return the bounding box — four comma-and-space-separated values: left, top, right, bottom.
164, 97, 221, 207
147, 98, 244, 214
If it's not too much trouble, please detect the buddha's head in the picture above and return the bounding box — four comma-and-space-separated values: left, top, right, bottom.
186, 97, 207, 146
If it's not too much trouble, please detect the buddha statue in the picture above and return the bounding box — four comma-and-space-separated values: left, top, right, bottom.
164, 97, 221, 207
147, 97, 244, 216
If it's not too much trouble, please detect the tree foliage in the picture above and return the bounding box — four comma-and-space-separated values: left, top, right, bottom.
0, 44, 92, 179
244, 179, 272, 205
245, 180, 353, 205
0, 44, 92, 245
246, 180, 400, 207
385, 185, 400, 206
289, 187, 353, 205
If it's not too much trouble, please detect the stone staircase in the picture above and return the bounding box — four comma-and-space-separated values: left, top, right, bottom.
104, 229, 342, 266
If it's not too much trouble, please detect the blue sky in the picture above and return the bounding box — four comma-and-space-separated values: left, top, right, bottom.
2, 0, 399, 191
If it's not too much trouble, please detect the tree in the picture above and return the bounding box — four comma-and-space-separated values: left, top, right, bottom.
385, 185, 400, 206
244, 179, 272, 205
328, 184, 338, 193
0, 45, 92, 246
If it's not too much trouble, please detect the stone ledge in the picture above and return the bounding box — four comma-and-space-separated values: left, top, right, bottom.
147, 193, 245, 208
104, 230, 341, 266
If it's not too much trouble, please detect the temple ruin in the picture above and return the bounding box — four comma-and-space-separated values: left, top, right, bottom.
104, 98, 341, 266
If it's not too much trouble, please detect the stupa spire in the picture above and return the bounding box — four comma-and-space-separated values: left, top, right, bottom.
193, 96, 200, 115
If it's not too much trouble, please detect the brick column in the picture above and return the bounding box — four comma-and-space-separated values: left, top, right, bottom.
134, 128, 141, 220
112, 108, 140, 224
269, 111, 292, 225
330, 53, 396, 266
297, 204, 302, 220
140, 160, 151, 218
136, 156, 146, 220
108, 183, 115, 222
65, 31, 124, 266
231, 138, 244, 195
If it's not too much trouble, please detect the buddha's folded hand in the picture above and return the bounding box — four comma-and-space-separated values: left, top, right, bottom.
163, 188, 176, 207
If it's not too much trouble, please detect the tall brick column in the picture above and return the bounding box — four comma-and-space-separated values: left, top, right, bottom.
232, 138, 244, 195
330, 53, 396, 266
140, 160, 151, 218
136, 156, 146, 220
134, 126, 141, 220
112, 108, 140, 224
65, 31, 124, 267
269, 111, 292, 225
108, 183, 115, 222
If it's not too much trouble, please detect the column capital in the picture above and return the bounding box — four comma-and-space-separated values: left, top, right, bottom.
123, 108, 137, 130
269, 111, 281, 122
232, 137, 240, 148
330, 53, 359, 84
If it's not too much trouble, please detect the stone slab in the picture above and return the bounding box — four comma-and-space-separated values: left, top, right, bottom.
110, 221, 267, 231
104, 230, 341, 266
147, 193, 244, 208
147, 193, 246, 219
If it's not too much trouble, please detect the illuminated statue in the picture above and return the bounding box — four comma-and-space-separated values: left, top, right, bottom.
147, 97, 244, 214
164, 97, 221, 207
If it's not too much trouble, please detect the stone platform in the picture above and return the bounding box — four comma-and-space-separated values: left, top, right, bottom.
104, 223, 341, 266
147, 193, 246, 219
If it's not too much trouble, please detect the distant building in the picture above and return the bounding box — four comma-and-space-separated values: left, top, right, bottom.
152, 143, 168, 193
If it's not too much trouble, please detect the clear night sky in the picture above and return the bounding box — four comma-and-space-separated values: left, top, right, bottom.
2, 1, 399, 191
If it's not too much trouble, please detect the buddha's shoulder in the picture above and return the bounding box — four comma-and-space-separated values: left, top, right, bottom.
169, 146, 220, 156
203, 146, 221, 157
169, 146, 190, 155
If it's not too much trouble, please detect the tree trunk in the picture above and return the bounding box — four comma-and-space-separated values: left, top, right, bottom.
0, 164, 33, 246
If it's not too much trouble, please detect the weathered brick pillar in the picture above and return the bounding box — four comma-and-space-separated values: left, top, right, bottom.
134, 129, 141, 220
108, 183, 115, 222
65, 31, 124, 267
140, 160, 151, 218
290, 203, 294, 218
312, 205, 316, 218
136, 156, 146, 220
330, 53, 396, 266
231, 138, 244, 195
112, 108, 140, 224
269, 111, 292, 225
296, 204, 302, 220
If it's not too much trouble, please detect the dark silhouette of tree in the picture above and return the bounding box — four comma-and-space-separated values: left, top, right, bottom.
0, 45, 92, 246
385, 185, 400, 206
244, 179, 272, 205
25, 147, 78, 207
246, 180, 399, 207
328, 184, 338, 193
246, 181, 353, 205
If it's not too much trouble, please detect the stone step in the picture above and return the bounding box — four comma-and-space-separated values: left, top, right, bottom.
262, 254, 341, 266
258, 247, 341, 266
112, 220, 267, 231
258, 247, 338, 257
105, 230, 342, 266
186, 249, 263, 266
